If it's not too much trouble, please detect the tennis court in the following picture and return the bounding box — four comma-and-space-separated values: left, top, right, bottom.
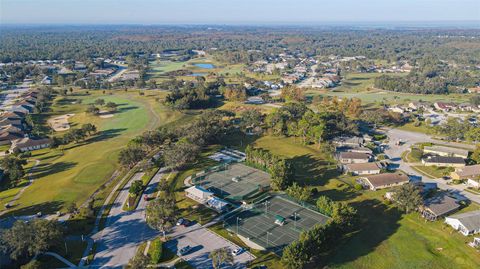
194, 163, 271, 201
223, 195, 330, 254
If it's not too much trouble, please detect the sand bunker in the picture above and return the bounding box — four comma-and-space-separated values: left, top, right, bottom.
99, 110, 114, 118
48, 114, 75, 132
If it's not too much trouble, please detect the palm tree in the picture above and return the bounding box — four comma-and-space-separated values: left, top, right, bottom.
209, 247, 234, 269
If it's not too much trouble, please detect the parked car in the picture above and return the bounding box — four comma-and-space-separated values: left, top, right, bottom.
179, 245, 191, 256
176, 218, 185, 226
232, 247, 244, 256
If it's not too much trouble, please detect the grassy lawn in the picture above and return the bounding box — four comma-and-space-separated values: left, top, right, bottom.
398, 122, 435, 135
329, 199, 480, 269
308, 72, 471, 105
413, 165, 453, 178
1, 90, 185, 215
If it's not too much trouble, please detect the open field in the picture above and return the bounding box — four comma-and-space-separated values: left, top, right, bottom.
307, 72, 471, 105
1, 90, 186, 215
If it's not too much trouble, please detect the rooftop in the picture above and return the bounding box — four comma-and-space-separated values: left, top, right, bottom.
423, 193, 460, 217
364, 173, 409, 188
446, 210, 480, 232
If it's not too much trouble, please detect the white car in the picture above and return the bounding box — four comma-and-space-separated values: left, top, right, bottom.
232, 247, 243, 256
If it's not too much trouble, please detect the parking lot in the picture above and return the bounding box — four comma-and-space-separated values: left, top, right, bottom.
165, 223, 255, 269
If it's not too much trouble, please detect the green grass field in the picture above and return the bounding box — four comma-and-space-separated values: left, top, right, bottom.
308, 72, 471, 105
1, 90, 186, 215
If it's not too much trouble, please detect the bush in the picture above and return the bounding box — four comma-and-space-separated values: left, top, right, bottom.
354, 184, 363, 191
373, 134, 387, 141
149, 239, 163, 264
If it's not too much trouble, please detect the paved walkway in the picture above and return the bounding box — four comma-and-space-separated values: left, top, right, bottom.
88, 168, 168, 268
385, 128, 480, 204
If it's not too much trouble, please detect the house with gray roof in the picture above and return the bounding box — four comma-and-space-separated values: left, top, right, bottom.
420, 193, 460, 221
445, 210, 480, 236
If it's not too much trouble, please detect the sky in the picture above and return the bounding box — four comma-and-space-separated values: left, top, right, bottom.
1, 0, 479, 25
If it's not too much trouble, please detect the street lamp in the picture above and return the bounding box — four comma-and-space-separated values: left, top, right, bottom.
264, 200, 270, 214
237, 217, 242, 234
293, 212, 298, 230
266, 232, 272, 248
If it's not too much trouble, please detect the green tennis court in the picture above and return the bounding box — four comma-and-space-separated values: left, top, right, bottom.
223, 195, 330, 254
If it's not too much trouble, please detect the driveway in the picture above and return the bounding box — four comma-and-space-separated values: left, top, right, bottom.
165, 223, 255, 269
89, 168, 168, 268
385, 128, 480, 204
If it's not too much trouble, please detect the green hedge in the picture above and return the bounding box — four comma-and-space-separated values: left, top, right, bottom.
149, 238, 163, 264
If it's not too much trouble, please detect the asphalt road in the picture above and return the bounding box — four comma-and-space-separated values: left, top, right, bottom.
385, 128, 480, 204
89, 169, 167, 268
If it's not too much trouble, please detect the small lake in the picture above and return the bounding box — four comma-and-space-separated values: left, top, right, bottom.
190, 73, 207, 77
193, 63, 215, 69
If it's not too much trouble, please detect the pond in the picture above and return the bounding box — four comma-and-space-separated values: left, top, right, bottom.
189, 73, 207, 77
193, 63, 215, 69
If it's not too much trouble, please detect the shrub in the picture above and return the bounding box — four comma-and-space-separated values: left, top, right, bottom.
354, 184, 363, 191
149, 239, 163, 264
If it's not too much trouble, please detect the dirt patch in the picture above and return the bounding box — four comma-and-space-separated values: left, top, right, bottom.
48, 114, 75, 132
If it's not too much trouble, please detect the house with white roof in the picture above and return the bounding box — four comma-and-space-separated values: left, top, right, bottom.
445, 210, 480, 236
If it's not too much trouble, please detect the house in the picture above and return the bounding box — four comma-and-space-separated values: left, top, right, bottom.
408, 102, 430, 111
420, 193, 460, 221
388, 106, 405, 113
451, 164, 480, 180
337, 152, 371, 164
41, 76, 52, 85
471, 237, 480, 248
422, 156, 465, 168
360, 173, 410, 191
10, 137, 52, 153
0, 131, 23, 145
467, 179, 480, 189
445, 210, 480, 236
343, 162, 381, 176
434, 102, 456, 112
332, 136, 364, 148
185, 185, 213, 203
347, 147, 373, 155
423, 145, 469, 159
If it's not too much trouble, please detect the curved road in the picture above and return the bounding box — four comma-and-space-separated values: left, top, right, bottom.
385, 128, 480, 204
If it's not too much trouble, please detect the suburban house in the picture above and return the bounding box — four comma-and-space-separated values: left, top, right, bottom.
9, 137, 52, 153
337, 152, 371, 164
332, 136, 364, 148
445, 210, 480, 236
451, 164, 480, 180
420, 193, 460, 221
408, 101, 430, 111
359, 173, 410, 191
185, 185, 213, 203
343, 162, 381, 175
467, 179, 480, 189
423, 145, 469, 159
422, 156, 465, 168
434, 102, 457, 112
472, 237, 480, 248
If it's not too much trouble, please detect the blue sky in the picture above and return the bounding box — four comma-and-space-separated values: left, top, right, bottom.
1, 0, 479, 25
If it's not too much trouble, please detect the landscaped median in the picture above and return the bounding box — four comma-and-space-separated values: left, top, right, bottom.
123, 167, 160, 211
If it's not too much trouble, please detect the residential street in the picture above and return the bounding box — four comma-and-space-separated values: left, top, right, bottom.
89, 169, 168, 268
385, 128, 480, 204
